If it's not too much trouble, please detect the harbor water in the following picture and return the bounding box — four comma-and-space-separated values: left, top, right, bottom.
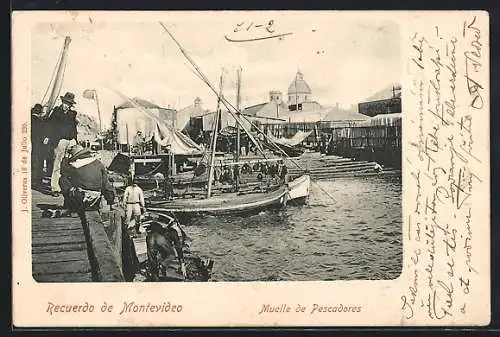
184, 174, 402, 281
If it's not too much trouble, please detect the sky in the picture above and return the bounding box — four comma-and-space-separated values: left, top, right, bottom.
31, 13, 401, 129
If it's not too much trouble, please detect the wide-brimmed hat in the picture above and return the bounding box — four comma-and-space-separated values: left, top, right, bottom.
67, 144, 90, 159
60, 92, 76, 105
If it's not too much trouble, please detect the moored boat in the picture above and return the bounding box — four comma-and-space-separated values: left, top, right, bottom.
146, 183, 289, 216
287, 174, 311, 205
112, 26, 314, 220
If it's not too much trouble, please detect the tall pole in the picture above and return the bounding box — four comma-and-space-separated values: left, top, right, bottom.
94, 91, 103, 149
159, 22, 266, 157
126, 123, 130, 155
94, 91, 102, 132
235, 67, 242, 191
112, 106, 118, 150
207, 73, 224, 198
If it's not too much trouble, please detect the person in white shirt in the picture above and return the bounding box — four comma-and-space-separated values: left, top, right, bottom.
123, 176, 145, 234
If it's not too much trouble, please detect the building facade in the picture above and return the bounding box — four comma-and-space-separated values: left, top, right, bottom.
358, 84, 402, 117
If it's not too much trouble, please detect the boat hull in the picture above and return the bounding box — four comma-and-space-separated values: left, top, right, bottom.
287, 174, 311, 205
147, 185, 288, 216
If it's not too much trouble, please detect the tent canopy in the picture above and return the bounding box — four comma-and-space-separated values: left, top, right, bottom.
358, 113, 401, 127
268, 130, 312, 147
153, 121, 203, 155
113, 94, 202, 155
115, 97, 178, 145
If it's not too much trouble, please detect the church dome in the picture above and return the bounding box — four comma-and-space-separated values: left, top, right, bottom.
287, 71, 312, 95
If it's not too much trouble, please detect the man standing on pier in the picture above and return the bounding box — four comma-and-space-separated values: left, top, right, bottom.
49, 92, 79, 197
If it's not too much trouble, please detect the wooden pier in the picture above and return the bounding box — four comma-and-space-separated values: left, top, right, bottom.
31, 188, 125, 282
31, 189, 93, 282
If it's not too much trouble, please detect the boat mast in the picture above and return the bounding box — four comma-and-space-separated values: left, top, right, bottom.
207, 73, 224, 199
159, 22, 267, 159
42, 36, 71, 117
235, 66, 242, 191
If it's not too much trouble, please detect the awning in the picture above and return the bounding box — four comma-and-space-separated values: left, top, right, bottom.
153, 121, 203, 155
358, 113, 401, 127
268, 130, 313, 147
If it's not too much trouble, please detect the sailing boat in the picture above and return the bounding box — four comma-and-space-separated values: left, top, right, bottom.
31, 36, 71, 185
41, 36, 72, 117
145, 24, 311, 217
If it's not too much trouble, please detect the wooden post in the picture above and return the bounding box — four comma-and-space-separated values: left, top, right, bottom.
126, 124, 130, 155
235, 67, 242, 191
95, 91, 103, 149
207, 74, 224, 198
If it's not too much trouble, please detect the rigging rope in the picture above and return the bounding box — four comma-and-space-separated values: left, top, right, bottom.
159, 22, 336, 203
237, 113, 337, 203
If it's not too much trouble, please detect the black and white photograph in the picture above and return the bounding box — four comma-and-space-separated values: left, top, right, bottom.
12, 10, 492, 327
29, 15, 403, 283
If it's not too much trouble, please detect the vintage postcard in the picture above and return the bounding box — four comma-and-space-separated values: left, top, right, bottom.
12, 10, 490, 327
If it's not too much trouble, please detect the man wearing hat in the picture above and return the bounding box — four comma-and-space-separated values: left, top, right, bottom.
49, 92, 79, 196
59, 144, 115, 215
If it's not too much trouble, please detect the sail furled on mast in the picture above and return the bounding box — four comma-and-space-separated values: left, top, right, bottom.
42, 36, 71, 115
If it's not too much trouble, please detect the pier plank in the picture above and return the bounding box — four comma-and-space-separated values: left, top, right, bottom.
33, 272, 93, 282
33, 260, 92, 275
32, 250, 89, 264
31, 189, 94, 282
32, 235, 87, 246
32, 242, 88, 254
32, 228, 84, 236
31, 227, 84, 235
34, 218, 83, 227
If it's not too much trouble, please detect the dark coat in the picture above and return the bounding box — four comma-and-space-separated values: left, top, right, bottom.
48, 105, 78, 143
60, 152, 115, 205
31, 114, 45, 144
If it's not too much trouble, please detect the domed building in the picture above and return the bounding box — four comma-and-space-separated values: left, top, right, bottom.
286, 71, 322, 112
287, 71, 312, 105
242, 70, 326, 121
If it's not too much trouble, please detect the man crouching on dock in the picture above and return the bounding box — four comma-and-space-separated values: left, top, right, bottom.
58, 144, 116, 217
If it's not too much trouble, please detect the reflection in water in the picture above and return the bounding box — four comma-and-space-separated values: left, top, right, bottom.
184, 175, 402, 281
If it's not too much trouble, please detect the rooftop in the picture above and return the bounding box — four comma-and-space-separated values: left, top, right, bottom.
115, 97, 167, 110
363, 83, 401, 102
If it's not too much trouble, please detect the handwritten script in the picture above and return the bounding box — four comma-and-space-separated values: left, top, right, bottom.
225, 20, 294, 42
402, 15, 488, 323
